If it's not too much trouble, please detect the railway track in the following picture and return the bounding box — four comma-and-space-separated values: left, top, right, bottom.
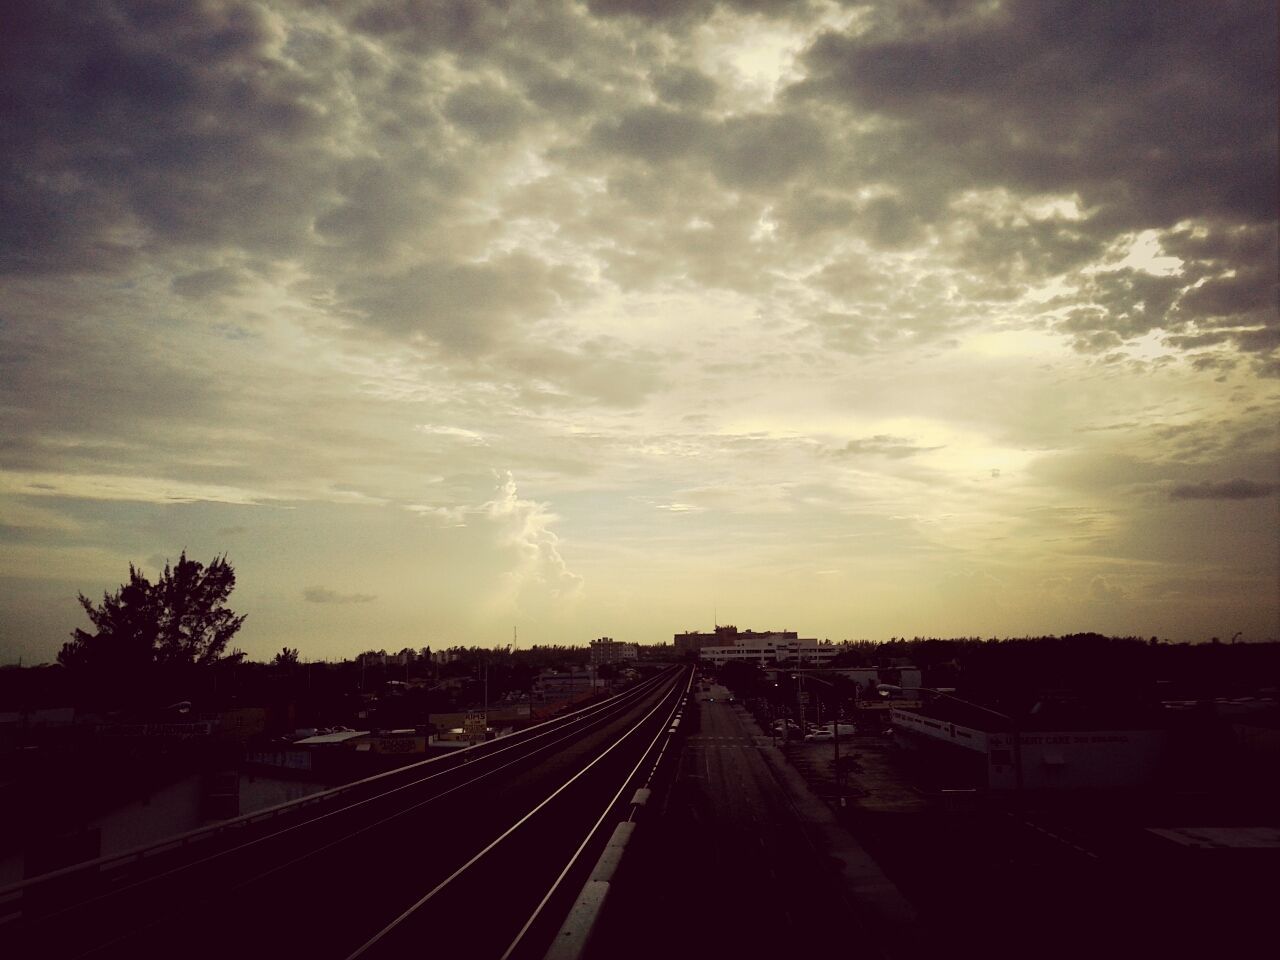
1, 665, 691, 960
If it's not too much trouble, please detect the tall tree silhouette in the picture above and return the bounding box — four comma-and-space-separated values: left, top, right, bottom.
273, 647, 301, 669
152, 553, 245, 666
58, 564, 157, 673
60, 553, 246, 672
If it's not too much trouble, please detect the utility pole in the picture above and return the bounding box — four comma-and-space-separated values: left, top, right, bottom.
795, 671, 805, 735
833, 694, 842, 803
796, 668, 845, 802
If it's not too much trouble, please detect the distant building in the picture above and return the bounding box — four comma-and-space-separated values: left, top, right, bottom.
590, 637, 640, 665
674, 625, 798, 657
696, 633, 844, 667
532, 667, 597, 701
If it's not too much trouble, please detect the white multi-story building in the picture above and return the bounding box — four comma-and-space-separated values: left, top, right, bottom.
698, 635, 845, 667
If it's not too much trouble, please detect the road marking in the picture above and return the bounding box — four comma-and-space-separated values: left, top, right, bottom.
1017, 817, 1100, 860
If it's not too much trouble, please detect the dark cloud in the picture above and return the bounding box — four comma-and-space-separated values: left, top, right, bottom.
792, 1, 1277, 231
1157, 223, 1278, 368
312, 156, 456, 260
443, 81, 531, 141
588, 105, 829, 192
586, 0, 710, 19
1167, 327, 1279, 356
524, 71, 600, 115
955, 217, 1104, 283
589, 105, 713, 163
1169, 479, 1277, 501
709, 112, 828, 190
652, 65, 718, 108
342, 253, 581, 354
1066, 328, 1124, 355
777, 1, 1277, 369
585, 0, 809, 22
303, 586, 377, 604
348, 0, 511, 55
0, 1, 333, 272
171, 266, 247, 300
774, 189, 858, 238
1176, 268, 1275, 324
1161, 221, 1277, 268
1051, 269, 1185, 345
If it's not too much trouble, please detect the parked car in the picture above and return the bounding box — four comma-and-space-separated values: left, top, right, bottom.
804, 730, 835, 742
810, 723, 857, 736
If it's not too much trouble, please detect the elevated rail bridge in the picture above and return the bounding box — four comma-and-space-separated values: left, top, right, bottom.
0, 665, 693, 960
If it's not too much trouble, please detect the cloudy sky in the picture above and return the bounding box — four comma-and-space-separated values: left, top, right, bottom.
2, 0, 1276, 663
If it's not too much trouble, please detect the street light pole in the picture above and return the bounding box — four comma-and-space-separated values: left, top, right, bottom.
877, 684, 1024, 805
796, 672, 805, 735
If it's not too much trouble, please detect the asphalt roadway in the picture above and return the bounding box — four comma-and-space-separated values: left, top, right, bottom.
594, 684, 920, 960
592, 681, 1277, 960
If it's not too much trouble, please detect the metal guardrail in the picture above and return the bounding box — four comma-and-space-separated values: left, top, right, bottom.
0, 667, 681, 926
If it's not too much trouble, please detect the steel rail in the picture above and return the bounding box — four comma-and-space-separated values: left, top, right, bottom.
57, 678, 679, 960
0, 667, 680, 930
342, 669, 687, 960
498, 666, 694, 959
50, 674, 680, 960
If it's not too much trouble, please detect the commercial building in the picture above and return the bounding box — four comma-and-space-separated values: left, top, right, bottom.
888, 704, 1171, 791
697, 635, 846, 667
590, 637, 640, 665
674, 625, 798, 657
532, 667, 598, 701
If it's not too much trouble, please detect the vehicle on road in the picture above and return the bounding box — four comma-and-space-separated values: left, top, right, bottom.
804, 730, 835, 742
810, 723, 857, 736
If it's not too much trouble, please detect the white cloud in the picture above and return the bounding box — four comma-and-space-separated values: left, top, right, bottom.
482, 472, 584, 614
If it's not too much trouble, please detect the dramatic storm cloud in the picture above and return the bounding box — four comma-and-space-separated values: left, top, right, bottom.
1, 0, 1276, 661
